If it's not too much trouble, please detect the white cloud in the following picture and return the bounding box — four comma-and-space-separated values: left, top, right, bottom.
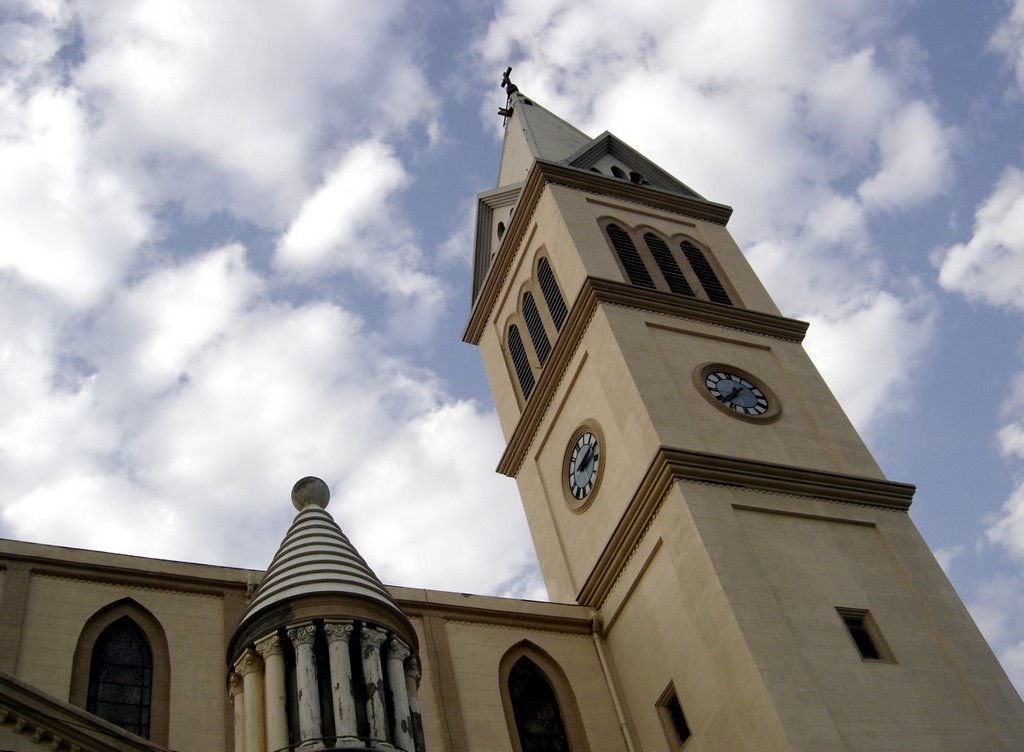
991, 0, 1024, 91
967, 575, 1024, 692
71, 0, 435, 224
857, 101, 954, 210
937, 167, 1024, 310
0, 85, 150, 306
277, 141, 408, 270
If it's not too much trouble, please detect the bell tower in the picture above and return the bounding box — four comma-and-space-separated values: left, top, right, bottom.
464, 77, 1024, 751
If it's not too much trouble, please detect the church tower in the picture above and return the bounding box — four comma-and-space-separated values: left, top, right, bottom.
465, 78, 1024, 750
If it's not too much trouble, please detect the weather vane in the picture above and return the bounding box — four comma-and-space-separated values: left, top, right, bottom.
499, 66, 518, 126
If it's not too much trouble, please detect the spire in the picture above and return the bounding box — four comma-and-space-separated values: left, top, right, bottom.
236, 477, 405, 634
496, 69, 592, 187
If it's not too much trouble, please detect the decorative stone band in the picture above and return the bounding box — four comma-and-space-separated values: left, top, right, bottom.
495, 275, 810, 477
464, 158, 736, 345
576, 446, 916, 609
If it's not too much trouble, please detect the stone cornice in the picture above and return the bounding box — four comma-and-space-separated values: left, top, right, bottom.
464, 160, 735, 345
495, 277, 809, 477
396, 597, 593, 635
576, 447, 916, 608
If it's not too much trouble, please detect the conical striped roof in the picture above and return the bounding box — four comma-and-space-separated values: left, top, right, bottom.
239, 489, 403, 628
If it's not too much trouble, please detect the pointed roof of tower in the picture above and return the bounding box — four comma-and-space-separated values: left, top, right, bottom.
238, 477, 404, 630
497, 90, 593, 187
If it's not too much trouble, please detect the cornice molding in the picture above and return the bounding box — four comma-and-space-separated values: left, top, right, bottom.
464, 160, 735, 345
496, 277, 809, 477
396, 597, 593, 635
576, 447, 916, 608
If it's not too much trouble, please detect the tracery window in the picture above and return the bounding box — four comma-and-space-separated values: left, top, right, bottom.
508, 324, 535, 398
606, 223, 655, 289
537, 258, 568, 331
523, 292, 552, 365
680, 240, 731, 305
87, 617, 153, 738
644, 232, 694, 297
509, 657, 571, 752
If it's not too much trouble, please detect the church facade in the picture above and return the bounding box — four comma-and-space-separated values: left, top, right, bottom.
0, 86, 1022, 752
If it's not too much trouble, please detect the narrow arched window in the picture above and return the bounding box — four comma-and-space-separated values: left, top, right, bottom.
644, 233, 694, 297
523, 292, 551, 365
509, 657, 571, 752
508, 325, 535, 399
680, 241, 731, 305
87, 617, 152, 738
537, 258, 568, 331
606, 224, 655, 289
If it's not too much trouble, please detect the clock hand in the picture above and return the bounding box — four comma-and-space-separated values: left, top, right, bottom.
723, 385, 742, 402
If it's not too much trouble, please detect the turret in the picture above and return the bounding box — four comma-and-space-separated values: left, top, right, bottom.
228, 478, 423, 752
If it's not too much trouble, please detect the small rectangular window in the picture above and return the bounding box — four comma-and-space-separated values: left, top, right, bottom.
656, 683, 691, 749
837, 607, 894, 662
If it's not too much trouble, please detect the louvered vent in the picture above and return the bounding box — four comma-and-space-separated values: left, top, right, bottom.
537, 258, 568, 330
606, 224, 655, 289
644, 233, 694, 297
681, 241, 732, 305
523, 292, 551, 365
508, 325, 535, 398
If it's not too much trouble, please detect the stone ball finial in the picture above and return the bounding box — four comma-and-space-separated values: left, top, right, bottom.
291, 476, 330, 511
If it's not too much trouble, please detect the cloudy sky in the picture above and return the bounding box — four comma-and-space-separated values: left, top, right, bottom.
2, 0, 1023, 691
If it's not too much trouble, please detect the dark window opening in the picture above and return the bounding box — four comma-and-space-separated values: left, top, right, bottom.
657, 685, 691, 750
537, 258, 568, 330
523, 292, 551, 365
589, 167, 602, 174
644, 233, 694, 297
838, 608, 891, 662
508, 325, 535, 399
610, 165, 626, 179
680, 241, 731, 305
87, 618, 152, 738
498, 221, 506, 240
606, 224, 655, 289
629, 171, 647, 185
509, 657, 571, 752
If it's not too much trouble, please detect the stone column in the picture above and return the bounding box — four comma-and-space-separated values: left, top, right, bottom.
324, 621, 360, 747
386, 638, 414, 752
235, 650, 266, 752
255, 633, 289, 752
287, 622, 323, 750
229, 671, 246, 752
405, 655, 425, 752
360, 626, 393, 750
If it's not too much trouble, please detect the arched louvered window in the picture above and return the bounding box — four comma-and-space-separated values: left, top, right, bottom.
509, 657, 571, 752
87, 618, 152, 738
606, 224, 655, 289
680, 241, 731, 305
508, 325, 535, 399
537, 258, 568, 331
523, 292, 551, 365
644, 233, 694, 297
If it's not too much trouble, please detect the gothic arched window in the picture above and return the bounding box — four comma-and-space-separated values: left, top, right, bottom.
523, 292, 551, 365
509, 657, 571, 752
508, 324, 535, 399
606, 224, 655, 289
87, 617, 153, 738
680, 240, 731, 305
644, 232, 694, 297
537, 258, 568, 331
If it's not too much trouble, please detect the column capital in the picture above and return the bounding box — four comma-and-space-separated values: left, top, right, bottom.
228, 671, 244, 699
287, 622, 317, 647
234, 649, 263, 677
323, 620, 355, 644
360, 625, 388, 650
254, 632, 283, 659
388, 637, 411, 662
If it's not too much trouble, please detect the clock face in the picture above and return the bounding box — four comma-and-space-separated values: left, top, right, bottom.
704, 369, 770, 416
567, 431, 600, 500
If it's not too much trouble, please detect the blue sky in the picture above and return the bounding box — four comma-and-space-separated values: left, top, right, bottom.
1, 0, 1023, 692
